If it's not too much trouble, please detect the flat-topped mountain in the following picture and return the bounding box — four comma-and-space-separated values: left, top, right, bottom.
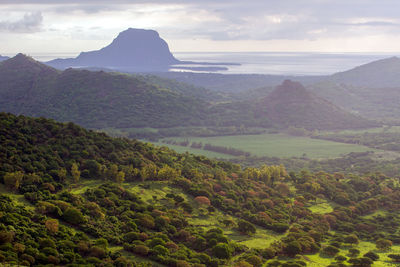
47, 28, 180, 71
258, 80, 377, 130
329, 56, 400, 87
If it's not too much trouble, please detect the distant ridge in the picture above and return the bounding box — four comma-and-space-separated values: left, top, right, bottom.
0, 55, 9, 62
330, 56, 400, 87
258, 80, 378, 130
0, 55, 376, 131
1, 53, 57, 74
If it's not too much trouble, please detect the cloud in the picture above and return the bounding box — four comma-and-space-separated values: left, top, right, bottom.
0, 12, 43, 33
2, 0, 400, 47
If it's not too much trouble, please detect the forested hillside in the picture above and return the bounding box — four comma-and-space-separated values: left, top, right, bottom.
257, 80, 377, 130
0, 54, 207, 128
2, 113, 400, 266
0, 55, 375, 132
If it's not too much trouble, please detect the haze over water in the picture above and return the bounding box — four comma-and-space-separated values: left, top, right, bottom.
18, 52, 399, 76
172, 52, 399, 75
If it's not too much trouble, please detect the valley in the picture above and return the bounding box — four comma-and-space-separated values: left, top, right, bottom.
2, 21, 400, 267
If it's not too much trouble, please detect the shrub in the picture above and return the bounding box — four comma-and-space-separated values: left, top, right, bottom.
194, 196, 211, 206
348, 248, 360, 257
152, 245, 168, 256
238, 220, 256, 235
133, 245, 149, 256
284, 241, 302, 257
388, 254, 400, 262
376, 238, 392, 250
322, 245, 340, 257
212, 243, 232, 259
271, 223, 289, 233
363, 251, 379, 261
63, 207, 86, 225
344, 234, 359, 245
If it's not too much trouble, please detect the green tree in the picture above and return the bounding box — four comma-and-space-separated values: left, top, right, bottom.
344, 234, 359, 245
157, 165, 180, 180
212, 243, 232, 259
140, 164, 157, 181
376, 238, 392, 250
3, 171, 24, 191
106, 164, 118, 181
71, 163, 80, 183
63, 207, 86, 225
115, 171, 125, 184
237, 220, 256, 235
284, 241, 302, 257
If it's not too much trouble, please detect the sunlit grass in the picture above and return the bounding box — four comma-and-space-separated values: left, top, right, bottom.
307, 200, 334, 214
0, 184, 35, 211
159, 133, 377, 159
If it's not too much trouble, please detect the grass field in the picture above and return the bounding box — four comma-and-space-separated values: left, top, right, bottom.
157, 133, 378, 159
307, 200, 334, 214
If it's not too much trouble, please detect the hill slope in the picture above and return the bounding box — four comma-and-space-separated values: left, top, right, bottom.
0, 54, 208, 128
330, 56, 400, 88
309, 57, 400, 122
1, 113, 400, 266
0, 55, 376, 131
258, 80, 377, 130
47, 28, 179, 71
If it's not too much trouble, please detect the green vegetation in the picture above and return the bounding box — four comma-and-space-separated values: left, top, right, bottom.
0, 54, 207, 129
314, 126, 400, 152
2, 112, 400, 266
160, 133, 376, 159
0, 55, 376, 132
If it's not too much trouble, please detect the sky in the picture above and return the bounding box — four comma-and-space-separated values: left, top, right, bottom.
2, 0, 400, 56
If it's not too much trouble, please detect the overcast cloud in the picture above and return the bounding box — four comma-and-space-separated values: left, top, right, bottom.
1, 0, 400, 54
0, 12, 43, 33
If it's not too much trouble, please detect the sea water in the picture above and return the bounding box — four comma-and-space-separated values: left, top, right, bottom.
172, 52, 398, 76
21, 52, 399, 76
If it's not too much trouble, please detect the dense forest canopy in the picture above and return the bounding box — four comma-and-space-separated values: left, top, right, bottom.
1, 113, 400, 266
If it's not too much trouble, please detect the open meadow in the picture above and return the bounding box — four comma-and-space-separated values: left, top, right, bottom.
156, 133, 378, 159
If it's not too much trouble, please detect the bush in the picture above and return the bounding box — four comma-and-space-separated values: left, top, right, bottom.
334, 255, 347, 262
271, 223, 289, 233
212, 243, 232, 259
348, 248, 360, 257
238, 220, 256, 235
388, 254, 400, 262
246, 255, 262, 267
376, 238, 392, 250
363, 251, 379, 261
322, 245, 340, 257
284, 241, 302, 257
133, 245, 149, 256
63, 207, 86, 225
152, 245, 169, 256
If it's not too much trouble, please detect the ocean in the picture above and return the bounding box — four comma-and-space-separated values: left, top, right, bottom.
24, 52, 399, 76
172, 52, 398, 76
